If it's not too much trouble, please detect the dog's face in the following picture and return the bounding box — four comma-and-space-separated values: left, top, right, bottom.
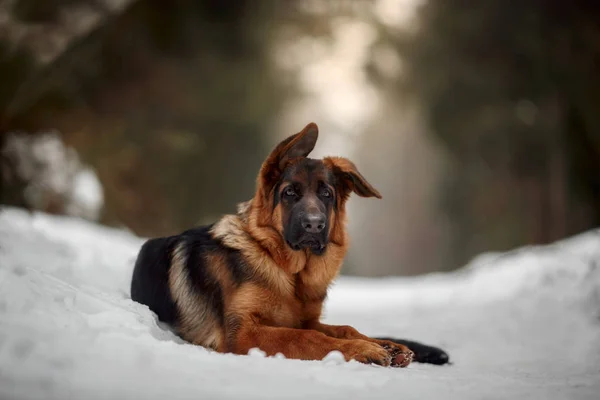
257, 123, 381, 255
276, 158, 335, 255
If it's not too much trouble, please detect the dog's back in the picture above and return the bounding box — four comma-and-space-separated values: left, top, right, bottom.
130, 235, 179, 325
130, 225, 226, 349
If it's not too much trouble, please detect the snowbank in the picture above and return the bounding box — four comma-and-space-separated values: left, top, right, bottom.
0, 206, 599, 400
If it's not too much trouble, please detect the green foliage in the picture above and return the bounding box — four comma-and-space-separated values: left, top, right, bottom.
0, 41, 36, 123
390, 0, 600, 265
1, 0, 290, 236
12, 0, 81, 23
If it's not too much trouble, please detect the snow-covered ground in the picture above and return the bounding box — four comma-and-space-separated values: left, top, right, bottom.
0, 206, 599, 400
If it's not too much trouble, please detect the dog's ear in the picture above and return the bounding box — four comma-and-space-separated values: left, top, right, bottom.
258, 123, 319, 193
324, 156, 382, 200
272, 122, 318, 170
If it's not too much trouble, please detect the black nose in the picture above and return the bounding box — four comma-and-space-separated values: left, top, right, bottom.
301, 213, 326, 233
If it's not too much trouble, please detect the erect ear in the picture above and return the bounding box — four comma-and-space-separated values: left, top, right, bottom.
258, 123, 319, 193
271, 122, 318, 170
324, 156, 382, 199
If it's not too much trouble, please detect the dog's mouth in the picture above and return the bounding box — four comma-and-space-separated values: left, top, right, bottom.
287, 238, 327, 255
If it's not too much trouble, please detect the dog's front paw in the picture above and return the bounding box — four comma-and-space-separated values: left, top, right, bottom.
378, 340, 414, 368
341, 340, 392, 367
374, 337, 451, 365
390, 350, 413, 368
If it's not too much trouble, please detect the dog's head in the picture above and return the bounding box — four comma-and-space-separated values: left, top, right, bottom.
254, 123, 381, 256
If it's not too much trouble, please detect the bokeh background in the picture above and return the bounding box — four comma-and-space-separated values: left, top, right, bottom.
1, 0, 599, 277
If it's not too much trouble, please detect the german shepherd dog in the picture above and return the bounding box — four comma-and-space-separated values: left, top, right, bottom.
131, 123, 449, 367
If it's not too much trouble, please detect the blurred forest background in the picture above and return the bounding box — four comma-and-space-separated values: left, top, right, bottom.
1, 0, 599, 276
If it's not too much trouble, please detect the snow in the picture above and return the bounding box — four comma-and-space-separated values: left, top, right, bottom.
66, 167, 104, 222
2, 132, 104, 221
0, 206, 599, 400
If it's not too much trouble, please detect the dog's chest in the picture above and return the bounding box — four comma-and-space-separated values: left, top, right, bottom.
264, 295, 303, 328
261, 255, 340, 328
295, 256, 339, 300
264, 292, 321, 329
263, 280, 324, 328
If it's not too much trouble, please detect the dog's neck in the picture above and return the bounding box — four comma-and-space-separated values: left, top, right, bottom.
211, 198, 348, 298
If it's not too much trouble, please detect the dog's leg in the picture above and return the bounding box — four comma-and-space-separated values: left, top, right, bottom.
229, 322, 394, 366
374, 337, 450, 365
304, 322, 413, 367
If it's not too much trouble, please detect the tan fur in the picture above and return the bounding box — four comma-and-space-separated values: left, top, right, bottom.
205, 252, 234, 303
168, 242, 222, 349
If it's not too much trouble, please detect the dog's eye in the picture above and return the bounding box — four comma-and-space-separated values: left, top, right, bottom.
321, 189, 331, 198
284, 187, 296, 197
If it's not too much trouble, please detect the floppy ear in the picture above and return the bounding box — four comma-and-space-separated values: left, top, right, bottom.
258, 123, 319, 193
324, 156, 382, 199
